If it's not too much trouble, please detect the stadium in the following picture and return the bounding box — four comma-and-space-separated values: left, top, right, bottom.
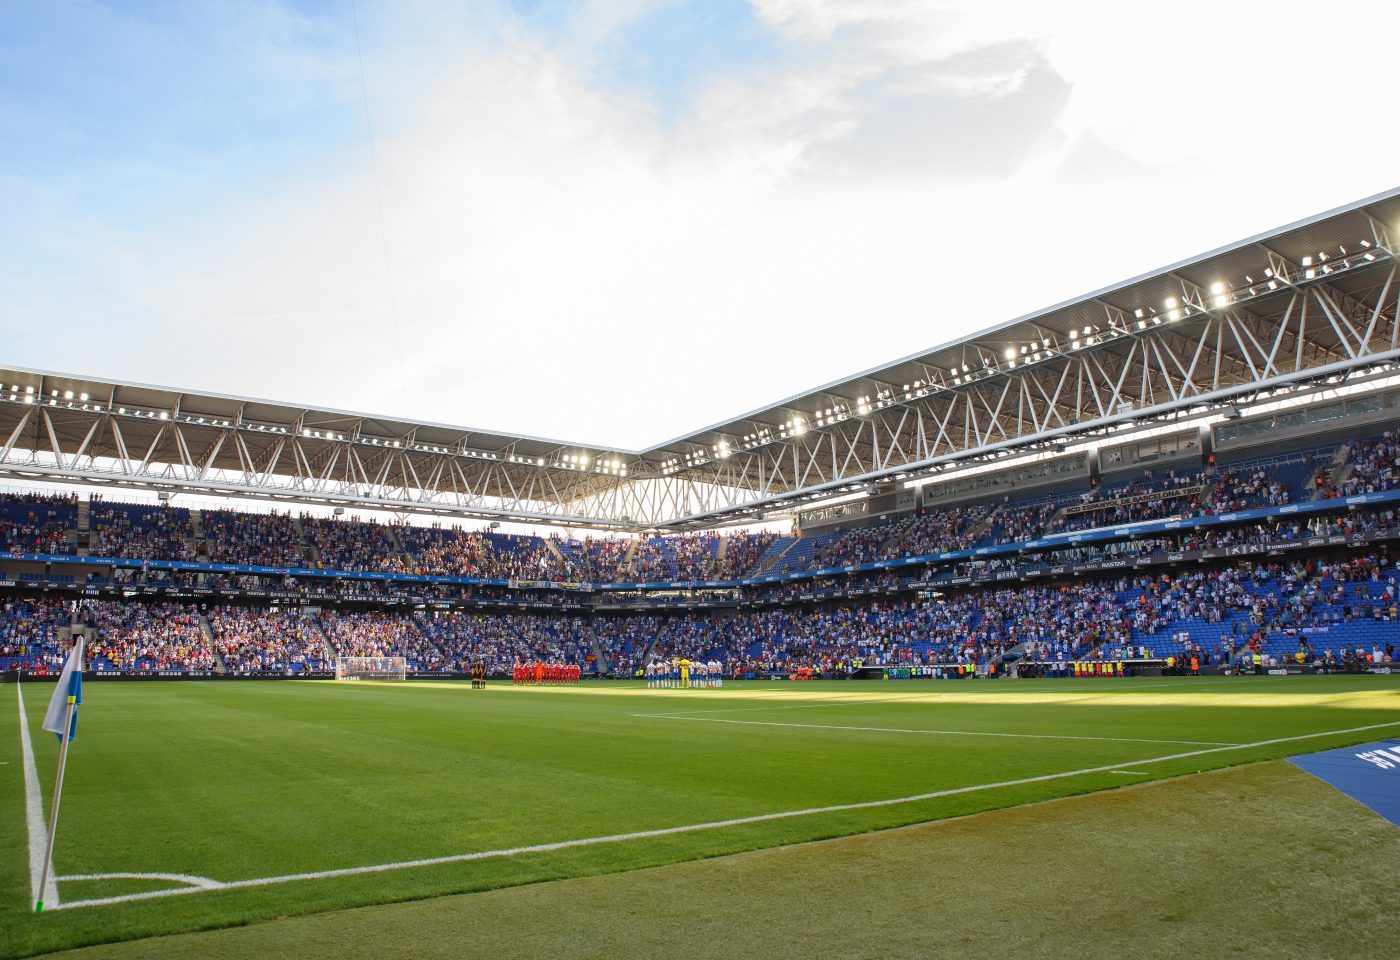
2, 187, 1399, 957
6, 5, 1400, 959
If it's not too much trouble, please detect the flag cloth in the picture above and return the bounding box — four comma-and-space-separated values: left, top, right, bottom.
41, 637, 83, 743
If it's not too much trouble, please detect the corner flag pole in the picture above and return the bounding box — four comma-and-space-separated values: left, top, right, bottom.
35, 696, 76, 914
35, 636, 83, 915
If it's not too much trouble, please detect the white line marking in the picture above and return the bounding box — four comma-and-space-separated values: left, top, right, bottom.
17, 683, 59, 907
49, 718, 1400, 912
59, 872, 223, 890
639, 715, 1236, 746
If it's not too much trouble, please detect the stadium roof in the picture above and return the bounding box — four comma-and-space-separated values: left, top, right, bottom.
3, 187, 1399, 529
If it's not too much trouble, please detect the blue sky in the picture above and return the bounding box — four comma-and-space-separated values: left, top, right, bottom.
3, 1, 1399, 449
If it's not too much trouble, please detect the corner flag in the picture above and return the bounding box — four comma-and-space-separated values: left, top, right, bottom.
35, 636, 83, 914
42, 637, 83, 743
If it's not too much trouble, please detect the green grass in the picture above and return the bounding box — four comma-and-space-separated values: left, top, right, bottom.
4, 675, 1400, 958
43, 761, 1400, 960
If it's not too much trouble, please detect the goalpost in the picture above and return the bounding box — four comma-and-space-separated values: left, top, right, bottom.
335, 656, 407, 681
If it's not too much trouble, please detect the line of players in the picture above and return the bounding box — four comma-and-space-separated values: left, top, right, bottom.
511, 660, 581, 685
645, 657, 723, 688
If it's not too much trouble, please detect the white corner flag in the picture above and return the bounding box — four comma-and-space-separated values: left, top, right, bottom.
42, 637, 83, 743
36, 636, 83, 914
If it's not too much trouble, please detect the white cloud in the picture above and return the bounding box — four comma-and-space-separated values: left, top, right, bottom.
8, 0, 1400, 451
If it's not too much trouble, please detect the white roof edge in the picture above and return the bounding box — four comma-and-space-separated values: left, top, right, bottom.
0, 362, 646, 456
642, 184, 1400, 452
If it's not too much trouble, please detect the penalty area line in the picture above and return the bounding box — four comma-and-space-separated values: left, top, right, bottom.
48, 718, 1400, 912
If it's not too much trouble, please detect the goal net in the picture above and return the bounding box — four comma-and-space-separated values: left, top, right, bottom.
336, 656, 407, 681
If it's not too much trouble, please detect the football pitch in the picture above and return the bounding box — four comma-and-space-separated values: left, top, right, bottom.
4, 676, 1400, 958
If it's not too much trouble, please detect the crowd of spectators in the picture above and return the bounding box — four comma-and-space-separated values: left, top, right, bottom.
1052, 471, 1203, 534
315, 609, 418, 658
88, 500, 196, 561
82, 599, 214, 672
0, 598, 69, 670
206, 605, 329, 672
1341, 432, 1400, 497
1, 544, 1393, 675
0, 491, 77, 555
585, 536, 630, 582
988, 501, 1057, 545
397, 525, 493, 578
490, 534, 584, 581
886, 504, 992, 557
303, 515, 405, 573
415, 611, 595, 673
203, 509, 305, 566
633, 534, 715, 581
713, 531, 779, 579
1204, 467, 1291, 513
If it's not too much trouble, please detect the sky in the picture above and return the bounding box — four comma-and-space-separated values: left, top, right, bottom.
4, 0, 1400, 453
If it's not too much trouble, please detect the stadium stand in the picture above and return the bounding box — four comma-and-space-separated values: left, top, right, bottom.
5, 541, 1395, 677
584, 536, 630, 582
0, 492, 76, 555
81, 599, 215, 673
202, 509, 305, 566
0, 598, 68, 672
397, 524, 494, 577
206, 605, 329, 673
712, 531, 778, 579
303, 515, 405, 573
88, 499, 195, 561
1341, 430, 1400, 496
2, 427, 1400, 678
